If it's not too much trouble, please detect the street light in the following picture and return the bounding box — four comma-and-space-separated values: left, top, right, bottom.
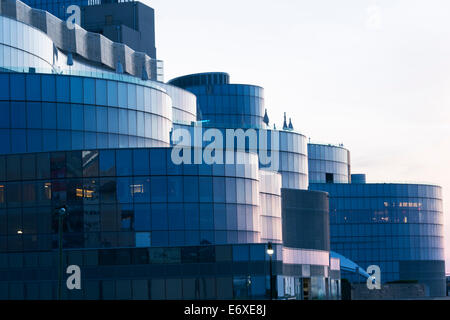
267, 242, 274, 300
56, 205, 67, 300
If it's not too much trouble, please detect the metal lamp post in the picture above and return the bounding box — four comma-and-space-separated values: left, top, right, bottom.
267, 242, 274, 300
56, 206, 67, 300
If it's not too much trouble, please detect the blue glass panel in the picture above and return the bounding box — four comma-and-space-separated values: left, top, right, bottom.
57, 130, 71, 150
200, 204, 214, 230
84, 105, 96, 131
185, 231, 199, 245
132, 177, 150, 203
118, 82, 127, 108
128, 110, 137, 136
199, 177, 213, 202
42, 103, 56, 129
27, 130, 42, 153
42, 130, 56, 151
233, 245, 249, 261
96, 107, 108, 133
0, 74, 10, 100
99, 150, 115, 176
0, 102, 10, 128
152, 203, 168, 230
127, 84, 137, 109
97, 133, 108, 149
26, 75, 41, 101
41, 75, 55, 102
117, 177, 132, 203
119, 109, 128, 134
70, 77, 83, 103
11, 129, 26, 153
151, 231, 168, 247
149, 149, 166, 175
150, 177, 167, 202
116, 149, 132, 176
133, 149, 149, 175
134, 203, 150, 231
136, 112, 144, 137
83, 78, 95, 105
10, 74, 25, 100
107, 108, 118, 133
200, 231, 214, 245
184, 204, 199, 230
95, 80, 107, 106
107, 81, 118, 107
168, 176, 183, 202
0, 130, 10, 154
56, 76, 70, 102
57, 103, 71, 130
108, 134, 119, 148
136, 85, 144, 111
168, 204, 184, 230
26, 102, 42, 129
183, 176, 199, 202
214, 204, 226, 229
119, 135, 128, 148
71, 104, 83, 131
84, 132, 96, 149
11, 102, 26, 128
71, 131, 83, 150
130, 136, 138, 148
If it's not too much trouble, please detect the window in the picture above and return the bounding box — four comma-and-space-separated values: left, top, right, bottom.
11, 102, 26, 128
134, 203, 150, 231
99, 150, 115, 177
151, 177, 167, 202
99, 178, 116, 203
116, 149, 132, 176
326, 173, 334, 184
133, 149, 149, 175
95, 80, 107, 106
151, 203, 168, 230
105, 15, 113, 25
132, 177, 150, 203
136, 232, 151, 247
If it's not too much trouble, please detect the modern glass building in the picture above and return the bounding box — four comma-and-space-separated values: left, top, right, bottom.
0, 0, 445, 300
169, 73, 309, 190
0, 0, 341, 300
308, 144, 351, 184
310, 160, 446, 296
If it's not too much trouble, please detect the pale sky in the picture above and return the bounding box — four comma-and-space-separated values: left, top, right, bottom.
145, 0, 450, 273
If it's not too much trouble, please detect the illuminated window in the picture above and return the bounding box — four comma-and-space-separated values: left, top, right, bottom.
0, 185, 4, 203
44, 183, 52, 199
131, 184, 144, 194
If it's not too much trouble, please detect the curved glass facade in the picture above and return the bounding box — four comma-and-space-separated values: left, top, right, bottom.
186, 84, 265, 129
309, 182, 445, 296
172, 124, 309, 190
0, 73, 173, 154
157, 83, 197, 124
0, 148, 266, 250
259, 171, 282, 243
0, 16, 54, 70
0, 2, 344, 300
169, 73, 265, 129
279, 131, 308, 190
308, 144, 351, 184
